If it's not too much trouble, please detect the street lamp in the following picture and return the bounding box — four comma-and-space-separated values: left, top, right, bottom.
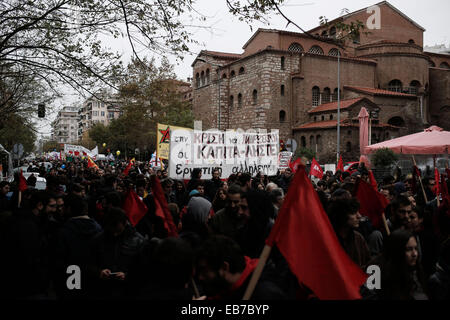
195, 58, 222, 130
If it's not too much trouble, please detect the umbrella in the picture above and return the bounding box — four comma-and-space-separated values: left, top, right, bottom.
364, 126, 450, 155
358, 107, 369, 155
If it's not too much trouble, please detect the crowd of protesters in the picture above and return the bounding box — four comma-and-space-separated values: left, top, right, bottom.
0, 157, 449, 300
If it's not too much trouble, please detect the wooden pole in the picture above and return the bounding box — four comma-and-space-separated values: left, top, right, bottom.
412, 155, 428, 203
18, 190, 22, 209
242, 245, 272, 300
191, 278, 200, 298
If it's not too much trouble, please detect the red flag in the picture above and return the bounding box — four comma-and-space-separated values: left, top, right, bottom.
122, 189, 148, 226
310, 158, 323, 179
434, 168, 441, 196
19, 170, 27, 192
337, 155, 344, 172
266, 165, 368, 300
150, 175, 178, 237
123, 158, 135, 176
354, 178, 389, 229
288, 157, 302, 173
87, 156, 98, 170
368, 170, 378, 191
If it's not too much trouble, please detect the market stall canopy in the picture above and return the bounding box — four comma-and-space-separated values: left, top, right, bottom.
364, 126, 450, 155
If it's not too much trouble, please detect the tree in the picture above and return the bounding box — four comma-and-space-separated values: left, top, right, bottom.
42, 140, 61, 153
294, 147, 316, 162
0, 113, 36, 153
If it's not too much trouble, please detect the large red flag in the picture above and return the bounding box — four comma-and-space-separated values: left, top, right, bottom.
150, 175, 178, 237
354, 178, 389, 229
368, 170, 378, 191
337, 155, 344, 172
266, 165, 368, 300
310, 158, 323, 179
122, 189, 148, 226
87, 156, 99, 170
19, 170, 28, 192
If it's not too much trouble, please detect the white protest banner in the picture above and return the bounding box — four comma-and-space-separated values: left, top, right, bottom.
278, 151, 293, 170
169, 128, 279, 179
64, 144, 98, 158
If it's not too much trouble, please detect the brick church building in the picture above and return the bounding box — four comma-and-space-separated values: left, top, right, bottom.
191, 1, 450, 163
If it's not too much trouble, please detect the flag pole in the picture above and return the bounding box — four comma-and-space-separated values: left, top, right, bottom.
191, 278, 200, 298
18, 191, 22, 208
242, 245, 272, 300
412, 155, 428, 203
382, 213, 390, 236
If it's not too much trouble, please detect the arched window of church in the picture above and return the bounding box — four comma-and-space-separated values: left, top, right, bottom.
312, 86, 320, 106
288, 42, 304, 53
308, 45, 324, 55
388, 79, 403, 92
322, 88, 331, 103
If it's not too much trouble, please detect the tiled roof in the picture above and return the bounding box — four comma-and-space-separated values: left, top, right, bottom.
344, 86, 417, 98
294, 119, 399, 130
202, 50, 242, 59
308, 98, 364, 114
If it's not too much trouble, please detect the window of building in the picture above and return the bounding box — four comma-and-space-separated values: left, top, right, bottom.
347, 130, 352, 136
440, 62, 450, 69
101, 111, 105, 117
322, 87, 331, 103
346, 141, 352, 152
196, 73, 200, 88
314, 116, 317, 122
222, 73, 227, 79
310, 136, 315, 148
206, 69, 210, 84
353, 32, 360, 44
308, 45, 324, 55
409, 80, 421, 95
316, 135, 322, 152
332, 88, 340, 101
229, 95, 234, 109
429, 60, 436, 67
279, 110, 286, 122
328, 48, 340, 57
108, 112, 114, 119
388, 79, 403, 92
330, 114, 333, 120
312, 86, 320, 106
330, 27, 336, 38
252, 89, 258, 105
388, 116, 405, 127
408, 39, 415, 44
201, 71, 205, 86
321, 30, 328, 37
288, 42, 304, 53
237, 93, 242, 108
230, 70, 235, 77
239, 67, 245, 75
281, 56, 285, 70
301, 136, 306, 148
321, 115, 325, 121
281, 85, 285, 96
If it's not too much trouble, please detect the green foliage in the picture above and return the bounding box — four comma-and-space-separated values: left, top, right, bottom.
294, 147, 316, 161
42, 140, 61, 153
372, 148, 398, 168
0, 114, 36, 153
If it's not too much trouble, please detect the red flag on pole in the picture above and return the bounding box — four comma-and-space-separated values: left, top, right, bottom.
354, 178, 389, 229
87, 156, 98, 170
310, 158, 323, 179
337, 155, 344, 172
434, 168, 441, 196
122, 189, 148, 226
288, 157, 302, 173
150, 175, 178, 237
19, 170, 27, 192
368, 170, 378, 191
266, 165, 368, 300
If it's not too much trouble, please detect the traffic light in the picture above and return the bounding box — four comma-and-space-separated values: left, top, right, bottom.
38, 104, 45, 118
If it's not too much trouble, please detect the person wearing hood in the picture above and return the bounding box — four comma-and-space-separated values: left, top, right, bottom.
179, 196, 212, 249
186, 168, 202, 193
53, 193, 102, 299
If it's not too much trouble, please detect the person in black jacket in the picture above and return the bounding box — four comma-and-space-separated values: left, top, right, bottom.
195, 235, 287, 300
428, 237, 450, 300
53, 193, 102, 299
89, 207, 146, 299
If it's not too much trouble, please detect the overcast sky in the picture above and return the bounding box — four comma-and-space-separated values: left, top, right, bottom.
37, 0, 449, 138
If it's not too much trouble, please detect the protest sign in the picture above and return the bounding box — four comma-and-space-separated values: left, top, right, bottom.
64, 144, 98, 158
169, 128, 279, 179
157, 123, 190, 160
278, 151, 293, 170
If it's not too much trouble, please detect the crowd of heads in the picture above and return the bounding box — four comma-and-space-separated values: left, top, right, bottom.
0, 157, 449, 300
